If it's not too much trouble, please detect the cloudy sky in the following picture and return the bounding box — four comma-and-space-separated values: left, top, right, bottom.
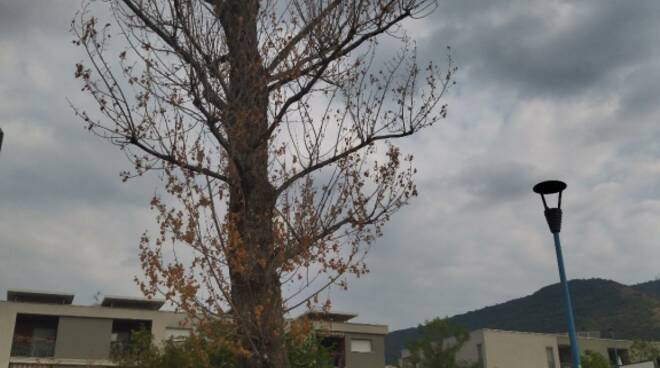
2, 1, 660, 331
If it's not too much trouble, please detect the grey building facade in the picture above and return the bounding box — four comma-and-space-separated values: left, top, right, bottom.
0, 290, 187, 367
1, 290, 387, 368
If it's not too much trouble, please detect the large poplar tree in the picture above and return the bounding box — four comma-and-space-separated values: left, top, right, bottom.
72, 1, 454, 367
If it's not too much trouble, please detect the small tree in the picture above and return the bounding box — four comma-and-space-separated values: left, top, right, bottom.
580, 350, 609, 368
403, 318, 476, 368
630, 340, 660, 364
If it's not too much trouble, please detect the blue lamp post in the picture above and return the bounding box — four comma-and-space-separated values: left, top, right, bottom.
533, 180, 580, 368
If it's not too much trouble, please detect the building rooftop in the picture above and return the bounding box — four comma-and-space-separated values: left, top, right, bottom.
6, 289, 75, 305
298, 310, 358, 323
100, 295, 165, 311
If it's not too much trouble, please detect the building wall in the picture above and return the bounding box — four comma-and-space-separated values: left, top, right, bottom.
343, 332, 385, 368
54, 317, 113, 360
557, 334, 633, 360
455, 329, 486, 366
0, 305, 16, 368
481, 330, 559, 368
402, 329, 559, 368
400, 330, 487, 367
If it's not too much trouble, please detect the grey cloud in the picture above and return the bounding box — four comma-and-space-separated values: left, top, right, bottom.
456, 162, 542, 206
0, 205, 148, 306
4, 0, 660, 334
0, 2, 79, 36
423, 0, 660, 98
616, 62, 660, 120
0, 7, 158, 207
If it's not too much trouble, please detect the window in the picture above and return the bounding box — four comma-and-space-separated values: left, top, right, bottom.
11, 314, 59, 357
320, 335, 345, 368
164, 328, 191, 342
350, 339, 372, 353
546, 347, 556, 368
618, 349, 630, 365
607, 348, 621, 365
477, 343, 484, 367
110, 319, 152, 355
558, 345, 571, 365
607, 348, 630, 365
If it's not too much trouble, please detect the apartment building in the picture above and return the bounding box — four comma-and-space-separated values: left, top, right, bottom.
0, 289, 387, 368
0, 289, 188, 367
401, 328, 660, 368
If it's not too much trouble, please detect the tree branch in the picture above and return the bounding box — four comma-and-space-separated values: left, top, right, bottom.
275, 129, 415, 195
129, 137, 231, 183
267, 0, 343, 73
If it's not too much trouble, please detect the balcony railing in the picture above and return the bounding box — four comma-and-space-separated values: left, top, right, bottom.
10, 336, 56, 358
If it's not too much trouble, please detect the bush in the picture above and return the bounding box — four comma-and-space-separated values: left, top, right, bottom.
581, 350, 609, 368
114, 320, 332, 368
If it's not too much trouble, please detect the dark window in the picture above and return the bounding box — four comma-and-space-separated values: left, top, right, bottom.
110, 319, 152, 354
558, 345, 571, 368
477, 343, 484, 367
617, 349, 630, 364
11, 314, 59, 357
607, 348, 630, 365
607, 348, 620, 365
320, 335, 345, 368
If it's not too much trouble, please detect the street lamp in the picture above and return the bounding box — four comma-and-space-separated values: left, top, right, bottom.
533, 180, 581, 368
0, 128, 3, 152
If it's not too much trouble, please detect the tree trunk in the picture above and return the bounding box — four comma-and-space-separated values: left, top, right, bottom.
219, 1, 288, 367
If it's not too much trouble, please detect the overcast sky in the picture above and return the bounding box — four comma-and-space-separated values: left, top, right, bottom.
2, 1, 660, 331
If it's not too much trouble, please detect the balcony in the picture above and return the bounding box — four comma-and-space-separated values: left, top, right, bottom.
10, 314, 59, 358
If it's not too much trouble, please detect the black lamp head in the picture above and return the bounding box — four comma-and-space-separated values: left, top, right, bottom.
533, 180, 567, 210
533, 180, 567, 233
533, 180, 566, 196
0, 128, 3, 153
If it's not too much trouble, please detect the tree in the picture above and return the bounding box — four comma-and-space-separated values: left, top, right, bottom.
402, 318, 476, 368
72, 1, 454, 367
630, 340, 660, 364
580, 350, 609, 368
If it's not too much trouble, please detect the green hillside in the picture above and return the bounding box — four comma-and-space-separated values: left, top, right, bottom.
633, 279, 660, 298
385, 278, 660, 365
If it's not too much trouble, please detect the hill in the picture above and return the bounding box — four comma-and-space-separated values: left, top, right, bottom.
633, 279, 660, 298
385, 278, 660, 365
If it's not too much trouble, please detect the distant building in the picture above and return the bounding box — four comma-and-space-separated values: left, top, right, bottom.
0, 289, 187, 367
0, 289, 387, 368
400, 328, 660, 368
301, 310, 388, 368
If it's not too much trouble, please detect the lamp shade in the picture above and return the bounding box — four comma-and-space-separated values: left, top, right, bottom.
533, 180, 566, 195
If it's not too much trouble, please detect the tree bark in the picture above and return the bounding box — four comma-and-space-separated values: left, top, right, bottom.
219, 1, 288, 367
